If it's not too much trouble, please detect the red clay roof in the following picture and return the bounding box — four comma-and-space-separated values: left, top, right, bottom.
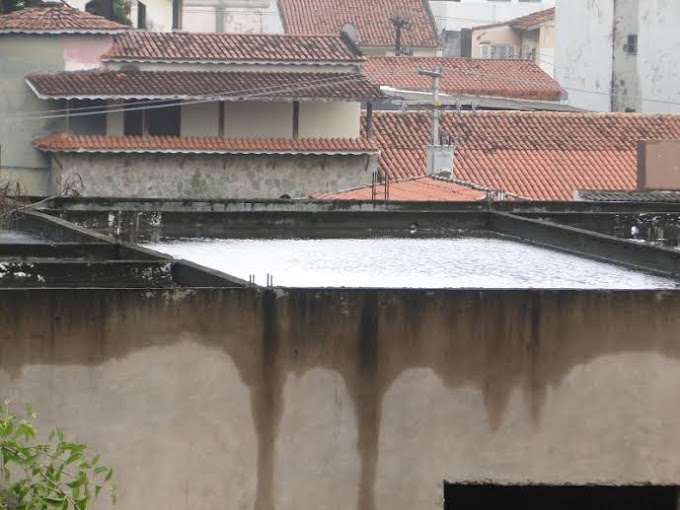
510, 8, 555, 30
364, 111, 680, 200
103, 31, 360, 63
0, 4, 127, 33
34, 134, 380, 155
363, 56, 562, 101
278, 0, 439, 48
27, 70, 384, 101
311, 177, 487, 201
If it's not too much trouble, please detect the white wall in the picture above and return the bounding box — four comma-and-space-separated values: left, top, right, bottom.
556, 0, 680, 113
181, 102, 220, 136
555, 0, 613, 111
182, 0, 283, 33
636, 1, 680, 113
298, 102, 360, 139
225, 101, 293, 138
430, 0, 555, 32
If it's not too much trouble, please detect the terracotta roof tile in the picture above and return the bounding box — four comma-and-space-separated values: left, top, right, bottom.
363, 110, 680, 200
27, 70, 384, 101
363, 56, 562, 101
103, 31, 360, 63
0, 4, 127, 33
34, 133, 381, 155
311, 176, 487, 201
279, 0, 439, 48
510, 8, 555, 30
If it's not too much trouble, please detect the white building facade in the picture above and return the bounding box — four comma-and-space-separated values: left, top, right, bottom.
556, 0, 680, 113
430, 0, 555, 32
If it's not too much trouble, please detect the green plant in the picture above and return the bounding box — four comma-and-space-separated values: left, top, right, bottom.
0, 403, 116, 510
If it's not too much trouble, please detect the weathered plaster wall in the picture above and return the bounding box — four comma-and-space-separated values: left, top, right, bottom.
556, 0, 614, 112
2, 289, 680, 510
0, 35, 67, 194
62, 35, 114, 71
50, 152, 377, 198
557, 0, 680, 113
635, 0, 680, 113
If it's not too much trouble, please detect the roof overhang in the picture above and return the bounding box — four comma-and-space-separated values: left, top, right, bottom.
378, 86, 576, 111
0, 28, 126, 34
25, 71, 385, 102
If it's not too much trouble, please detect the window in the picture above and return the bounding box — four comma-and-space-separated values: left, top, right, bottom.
137, 1, 146, 29
480, 43, 515, 59
124, 101, 181, 136
626, 34, 638, 55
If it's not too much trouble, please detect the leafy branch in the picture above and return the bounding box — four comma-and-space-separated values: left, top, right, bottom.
0, 403, 116, 510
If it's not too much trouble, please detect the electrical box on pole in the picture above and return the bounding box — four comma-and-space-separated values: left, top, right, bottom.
418, 66, 456, 176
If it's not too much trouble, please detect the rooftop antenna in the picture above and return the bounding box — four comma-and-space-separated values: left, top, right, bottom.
390, 13, 412, 56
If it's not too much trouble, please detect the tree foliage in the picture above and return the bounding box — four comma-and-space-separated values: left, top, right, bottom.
84, 0, 130, 26
0, 403, 116, 510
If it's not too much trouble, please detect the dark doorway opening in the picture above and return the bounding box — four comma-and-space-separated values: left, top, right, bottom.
443, 482, 678, 510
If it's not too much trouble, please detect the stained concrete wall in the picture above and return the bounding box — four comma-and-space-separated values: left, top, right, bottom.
181, 101, 221, 137
2, 288, 680, 510
49, 152, 378, 198
556, 0, 680, 113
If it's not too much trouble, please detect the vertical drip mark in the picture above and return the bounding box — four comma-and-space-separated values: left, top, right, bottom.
355, 291, 380, 510
253, 290, 283, 510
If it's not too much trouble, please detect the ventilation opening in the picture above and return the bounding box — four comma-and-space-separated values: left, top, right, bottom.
443, 483, 679, 510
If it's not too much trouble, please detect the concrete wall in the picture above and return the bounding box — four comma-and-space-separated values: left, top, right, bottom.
430, 0, 555, 32
2, 288, 680, 510
0, 35, 68, 194
131, 0, 174, 31
62, 35, 114, 71
556, 0, 680, 113
298, 102, 360, 139
49, 152, 377, 198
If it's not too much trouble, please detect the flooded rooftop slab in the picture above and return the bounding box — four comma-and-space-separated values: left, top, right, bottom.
148, 238, 680, 289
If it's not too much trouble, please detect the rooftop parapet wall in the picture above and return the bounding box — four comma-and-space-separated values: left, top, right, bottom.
2, 287, 680, 510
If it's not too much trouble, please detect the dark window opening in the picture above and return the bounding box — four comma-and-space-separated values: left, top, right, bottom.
443, 482, 678, 510
69, 99, 107, 135
626, 34, 638, 55
123, 100, 181, 136
148, 101, 180, 136
137, 1, 146, 29
172, 0, 182, 29
124, 100, 145, 136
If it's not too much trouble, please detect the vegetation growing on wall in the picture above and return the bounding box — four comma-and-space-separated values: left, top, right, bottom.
0, 402, 116, 510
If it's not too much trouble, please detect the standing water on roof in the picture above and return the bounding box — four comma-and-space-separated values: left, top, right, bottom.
147, 238, 680, 289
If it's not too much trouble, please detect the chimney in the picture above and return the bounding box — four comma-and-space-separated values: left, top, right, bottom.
637, 139, 680, 190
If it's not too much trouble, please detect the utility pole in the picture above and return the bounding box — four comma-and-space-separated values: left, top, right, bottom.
418, 66, 442, 144
418, 67, 454, 177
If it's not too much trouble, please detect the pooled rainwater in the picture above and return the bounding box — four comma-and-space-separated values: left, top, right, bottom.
148, 237, 680, 289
